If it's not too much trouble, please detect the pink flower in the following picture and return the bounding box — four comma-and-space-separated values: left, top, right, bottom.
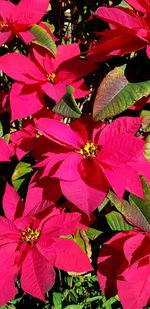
0, 0, 49, 46
0, 183, 92, 305
0, 44, 98, 121
97, 230, 150, 309
88, 3, 150, 60
35, 116, 150, 214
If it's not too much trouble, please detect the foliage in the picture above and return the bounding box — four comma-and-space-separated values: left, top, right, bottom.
0, 0, 150, 308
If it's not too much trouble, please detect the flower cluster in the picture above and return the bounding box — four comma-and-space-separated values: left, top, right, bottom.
0, 0, 150, 308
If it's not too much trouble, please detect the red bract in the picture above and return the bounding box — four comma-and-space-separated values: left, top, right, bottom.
89, 3, 150, 60
0, 138, 11, 162
35, 116, 150, 214
0, 0, 49, 45
0, 90, 10, 113
126, 0, 150, 13
0, 44, 98, 121
10, 108, 61, 160
97, 230, 150, 309
0, 183, 92, 305
10, 120, 39, 160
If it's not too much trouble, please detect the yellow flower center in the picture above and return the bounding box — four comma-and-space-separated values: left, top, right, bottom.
21, 227, 40, 243
0, 21, 9, 32
36, 130, 42, 138
77, 141, 99, 160
47, 72, 56, 83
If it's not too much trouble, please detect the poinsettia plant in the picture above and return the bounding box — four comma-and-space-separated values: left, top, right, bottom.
1, 0, 150, 308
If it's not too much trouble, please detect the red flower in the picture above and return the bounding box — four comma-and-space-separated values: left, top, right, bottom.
0, 183, 92, 305
35, 116, 150, 214
0, 0, 49, 45
0, 44, 98, 121
97, 230, 150, 309
89, 3, 150, 60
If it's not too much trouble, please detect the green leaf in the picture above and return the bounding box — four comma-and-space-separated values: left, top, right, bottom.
142, 177, 150, 200
63, 305, 83, 309
144, 135, 150, 161
85, 295, 103, 303
98, 196, 109, 212
93, 65, 150, 121
9, 297, 23, 305
104, 295, 120, 309
74, 228, 91, 258
0, 120, 3, 137
69, 289, 78, 303
86, 227, 103, 240
3, 133, 10, 143
116, 0, 131, 8
74, 228, 86, 253
129, 194, 150, 226
108, 191, 150, 232
12, 161, 33, 191
52, 86, 82, 118
52, 292, 62, 309
30, 24, 56, 56
106, 210, 134, 231
42, 21, 55, 33
141, 110, 150, 132
129, 178, 150, 225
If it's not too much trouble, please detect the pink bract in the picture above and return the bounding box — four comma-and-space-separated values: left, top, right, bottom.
88, 2, 150, 60
0, 44, 98, 121
0, 0, 49, 46
0, 138, 11, 162
0, 183, 92, 305
126, 0, 150, 13
97, 230, 150, 309
35, 116, 150, 214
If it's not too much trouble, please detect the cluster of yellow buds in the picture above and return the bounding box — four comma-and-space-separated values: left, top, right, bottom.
77, 141, 99, 160
21, 227, 41, 243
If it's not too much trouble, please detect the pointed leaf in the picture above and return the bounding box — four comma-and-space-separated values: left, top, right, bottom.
86, 227, 103, 240
64, 305, 84, 309
52, 292, 62, 309
30, 24, 56, 56
129, 178, 150, 224
117, 0, 131, 8
74, 228, 92, 258
144, 135, 150, 161
52, 86, 82, 118
0, 121, 3, 137
141, 110, 150, 132
12, 161, 33, 191
106, 210, 134, 231
108, 190, 150, 232
93, 66, 150, 120
129, 194, 150, 226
